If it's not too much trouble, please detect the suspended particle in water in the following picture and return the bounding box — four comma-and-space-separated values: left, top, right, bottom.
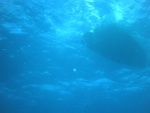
73, 68, 77, 72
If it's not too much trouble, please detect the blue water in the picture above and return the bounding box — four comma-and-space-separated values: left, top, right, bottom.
0, 0, 150, 113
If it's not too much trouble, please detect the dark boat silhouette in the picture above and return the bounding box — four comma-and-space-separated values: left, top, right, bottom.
83, 24, 147, 68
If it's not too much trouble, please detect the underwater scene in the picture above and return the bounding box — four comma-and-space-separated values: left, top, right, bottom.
0, 0, 150, 113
